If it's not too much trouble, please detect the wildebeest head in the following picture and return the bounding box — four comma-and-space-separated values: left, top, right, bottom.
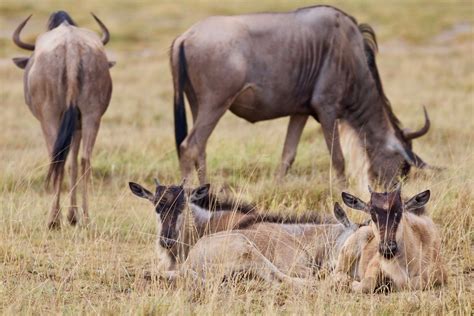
341, 185, 430, 259
367, 107, 431, 188
12, 11, 111, 69
129, 180, 210, 249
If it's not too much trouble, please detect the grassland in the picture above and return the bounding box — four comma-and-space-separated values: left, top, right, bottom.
0, 0, 473, 314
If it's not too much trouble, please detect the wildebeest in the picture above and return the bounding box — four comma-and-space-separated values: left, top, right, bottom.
334, 185, 447, 292
12, 11, 114, 229
171, 5, 430, 187
128, 181, 366, 285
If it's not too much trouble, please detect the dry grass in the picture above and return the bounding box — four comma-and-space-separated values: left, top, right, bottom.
1, 0, 473, 314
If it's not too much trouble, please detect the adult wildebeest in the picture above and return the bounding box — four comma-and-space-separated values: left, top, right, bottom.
12, 11, 114, 229
333, 185, 447, 292
128, 181, 366, 286
171, 5, 430, 187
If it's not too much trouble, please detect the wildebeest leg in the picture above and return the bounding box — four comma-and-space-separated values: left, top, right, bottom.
317, 111, 345, 182
47, 167, 64, 230
40, 119, 63, 229
275, 115, 309, 180
80, 116, 101, 225
67, 131, 81, 225
180, 97, 234, 184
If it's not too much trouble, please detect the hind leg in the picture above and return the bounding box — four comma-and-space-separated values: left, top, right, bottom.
67, 131, 81, 225
179, 95, 234, 184
275, 115, 309, 180
39, 120, 63, 229
80, 116, 101, 226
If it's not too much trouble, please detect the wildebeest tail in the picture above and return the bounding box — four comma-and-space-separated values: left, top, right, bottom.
46, 105, 78, 186
46, 56, 81, 186
173, 41, 188, 157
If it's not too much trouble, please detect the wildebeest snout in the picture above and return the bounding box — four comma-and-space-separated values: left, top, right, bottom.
379, 240, 398, 259
159, 236, 176, 249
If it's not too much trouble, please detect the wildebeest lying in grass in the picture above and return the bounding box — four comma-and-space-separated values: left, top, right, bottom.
171, 5, 431, 187
333, 185, 447, 292
129, 181, 366, 286
12, 11, 114, 229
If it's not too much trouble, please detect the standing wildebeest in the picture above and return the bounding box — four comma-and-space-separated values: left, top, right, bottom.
12, 11, 114, 229
171, 5, 430, 187
128, 181, 366, 286
334, 186, 447, 292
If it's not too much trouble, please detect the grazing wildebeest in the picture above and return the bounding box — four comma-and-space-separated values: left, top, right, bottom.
171, 5, 430, 187
334, 186, 447, 292
128, 181, 366, 286
12, 11, 114, 228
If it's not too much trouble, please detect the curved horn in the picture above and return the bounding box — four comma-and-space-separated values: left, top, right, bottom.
404, 107, 430, 140
12, 15, 35, 51
91, 13, 109, 45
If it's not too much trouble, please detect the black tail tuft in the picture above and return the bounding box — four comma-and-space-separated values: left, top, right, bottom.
46, 105, 78, 186
174, 42, 188, 158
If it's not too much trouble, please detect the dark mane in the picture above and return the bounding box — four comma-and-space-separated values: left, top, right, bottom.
358, 23, 401, 129
191, 191, 257, 214
233, 212, 328, 230
47, 10, 77, 30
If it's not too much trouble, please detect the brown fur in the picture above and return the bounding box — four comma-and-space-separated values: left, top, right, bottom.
334, 189, 447, 292
12, 12, 113, 229
129, 182, 364, 286
171, 5, 430, 187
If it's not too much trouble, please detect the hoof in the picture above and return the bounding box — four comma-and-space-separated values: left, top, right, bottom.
67, 207, 78, 226
47, 220, 61, 230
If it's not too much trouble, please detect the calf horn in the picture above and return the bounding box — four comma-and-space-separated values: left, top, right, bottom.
13, 15, 35, 51
403, 107, 430, 140
91, 13, 110, 45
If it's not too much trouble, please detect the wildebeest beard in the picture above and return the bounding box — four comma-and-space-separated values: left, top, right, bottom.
47, 10, 77, 30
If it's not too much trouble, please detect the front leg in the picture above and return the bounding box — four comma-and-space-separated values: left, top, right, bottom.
316, 110, 345, 182
353, 255, 381, 293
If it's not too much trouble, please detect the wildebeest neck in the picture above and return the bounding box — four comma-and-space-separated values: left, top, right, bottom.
48, 10, 76, 30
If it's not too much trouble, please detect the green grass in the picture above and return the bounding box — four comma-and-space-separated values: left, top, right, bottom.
1, 0, 473, 314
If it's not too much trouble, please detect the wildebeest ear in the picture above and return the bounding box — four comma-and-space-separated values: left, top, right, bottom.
341, 192, 368, 212
333, 202, 352, 228
129, 182, 154, 202
405, 190, 430, 213
12, 57, 29, 69
108, 61, 116, 68
190, 183, 210, 202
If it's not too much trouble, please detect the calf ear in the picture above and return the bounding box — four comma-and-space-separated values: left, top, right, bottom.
12, 57, 29, 69
129, 182, 154, 202
405, 190, 430, 213
341, 192, 368, 212
333, 202, 352, 228
190, 183, 210, 202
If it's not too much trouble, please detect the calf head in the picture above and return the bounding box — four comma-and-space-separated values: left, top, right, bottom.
341, 186, 430, 259
129, 180, 211, 249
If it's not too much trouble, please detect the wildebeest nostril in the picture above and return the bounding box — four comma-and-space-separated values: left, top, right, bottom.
160, 238, 175, 249
379, 241, 398, 259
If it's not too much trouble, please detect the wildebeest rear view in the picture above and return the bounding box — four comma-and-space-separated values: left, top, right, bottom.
12, 10, 114, 229
171, 5, 431, 187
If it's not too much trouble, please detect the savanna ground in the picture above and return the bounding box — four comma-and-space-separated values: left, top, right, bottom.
1, 0, 473, 314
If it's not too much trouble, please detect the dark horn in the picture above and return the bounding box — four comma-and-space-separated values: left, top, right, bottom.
404, 107, 430, 140
12, 15, 35, 51
91, 13, 109, 45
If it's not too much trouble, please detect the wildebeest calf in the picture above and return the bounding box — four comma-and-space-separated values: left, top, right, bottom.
333, 186, 447, 292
